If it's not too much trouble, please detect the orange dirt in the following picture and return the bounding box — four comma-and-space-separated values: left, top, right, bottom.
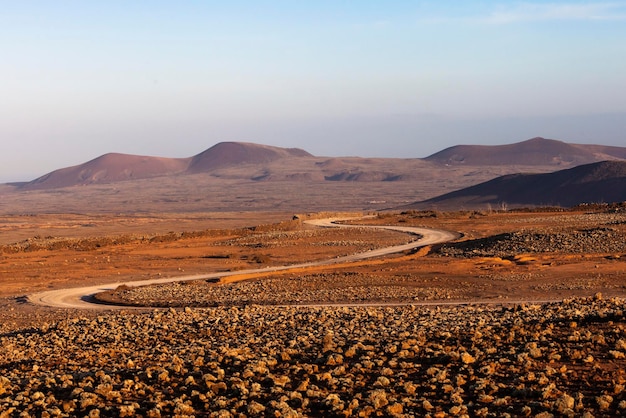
1, 208, 626, 328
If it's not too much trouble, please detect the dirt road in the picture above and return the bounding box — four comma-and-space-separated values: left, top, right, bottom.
28, 218, 459, 309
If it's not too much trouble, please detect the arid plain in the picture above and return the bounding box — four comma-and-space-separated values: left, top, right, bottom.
1, 140, 626, 416
1, 205, 626, 416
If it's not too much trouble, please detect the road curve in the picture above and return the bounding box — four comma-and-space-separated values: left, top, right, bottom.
28, 217, 460, 310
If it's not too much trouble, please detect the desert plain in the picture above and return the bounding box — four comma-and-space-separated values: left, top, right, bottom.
1, 201, 625, 417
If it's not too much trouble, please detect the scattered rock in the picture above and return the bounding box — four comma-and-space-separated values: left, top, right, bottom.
0, 298, 624, 416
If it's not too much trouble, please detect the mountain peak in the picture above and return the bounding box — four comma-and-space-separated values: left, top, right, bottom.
425, 137, 596, 166
187, 142, 312, 173
22, 153, 190, 190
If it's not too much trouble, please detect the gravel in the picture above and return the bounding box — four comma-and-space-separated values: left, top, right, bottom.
99, 273, 460, 307
441, 227, 626, 258
1, 297, 625, 417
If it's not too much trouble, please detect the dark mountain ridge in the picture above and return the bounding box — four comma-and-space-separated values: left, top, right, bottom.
412, 160, 626, 209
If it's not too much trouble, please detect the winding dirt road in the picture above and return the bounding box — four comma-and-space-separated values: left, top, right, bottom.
28, 218, 459, 310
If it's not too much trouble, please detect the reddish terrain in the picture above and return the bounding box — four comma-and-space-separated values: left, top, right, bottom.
425, 136, 626, 166
0, 205, 626, 417
2, 206, 625, 322
1, 137, 626, 416
0, 208, 625, 416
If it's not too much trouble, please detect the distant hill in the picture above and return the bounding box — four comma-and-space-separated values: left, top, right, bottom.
187, 142, 311, 173
15, 142, 436, 190
6, 138, 626, 213
579, 144, 626, 160
425, 137, 626, 166
22, 153, 191, 190
19, 143, 312, 190
13, 137, 626, 192
411, 161, 626, 209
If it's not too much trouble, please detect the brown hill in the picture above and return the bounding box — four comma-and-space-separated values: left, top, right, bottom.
411, 160, 626, 209
12, 138, 626, 199
22, 153, 191, 190
425, 137, 626, 166
580, 144, 626, 160
187, 142, 312, 173
20, 142, 313, 190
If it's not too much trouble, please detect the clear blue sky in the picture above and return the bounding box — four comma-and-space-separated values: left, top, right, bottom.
2, 1, 625, 182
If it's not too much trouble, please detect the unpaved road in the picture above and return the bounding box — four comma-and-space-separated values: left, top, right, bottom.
28, 218, 459, 310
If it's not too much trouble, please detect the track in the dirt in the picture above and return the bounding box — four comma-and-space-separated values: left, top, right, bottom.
28, 217, 460, 310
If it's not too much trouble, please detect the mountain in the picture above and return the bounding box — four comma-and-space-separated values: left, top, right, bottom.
425, 137, 626, 166
22, 153, 191, 190
187, 142, 312, 173
19, 143, 311, 190
579, 144, 626, 160
411, 161, 626, 209
12, 137, 626, 193
6, 138, 626, 214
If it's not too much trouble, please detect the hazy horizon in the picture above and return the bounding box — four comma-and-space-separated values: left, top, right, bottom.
2, 1, 625, 183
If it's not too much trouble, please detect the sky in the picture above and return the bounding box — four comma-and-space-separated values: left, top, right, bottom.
2, 0, 626, 182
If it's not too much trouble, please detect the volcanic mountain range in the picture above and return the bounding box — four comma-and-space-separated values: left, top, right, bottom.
3, 137, 626, 211
18, 142, 314, 190
11, 137, 626, 190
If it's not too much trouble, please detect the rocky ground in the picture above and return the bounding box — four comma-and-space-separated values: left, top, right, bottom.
95, 272, 461, 307
440, 225, 626, 258
1, 297, 625, 417
2, 207, 626, 416
0, 215, 407, 300
96, 208, 626, 308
